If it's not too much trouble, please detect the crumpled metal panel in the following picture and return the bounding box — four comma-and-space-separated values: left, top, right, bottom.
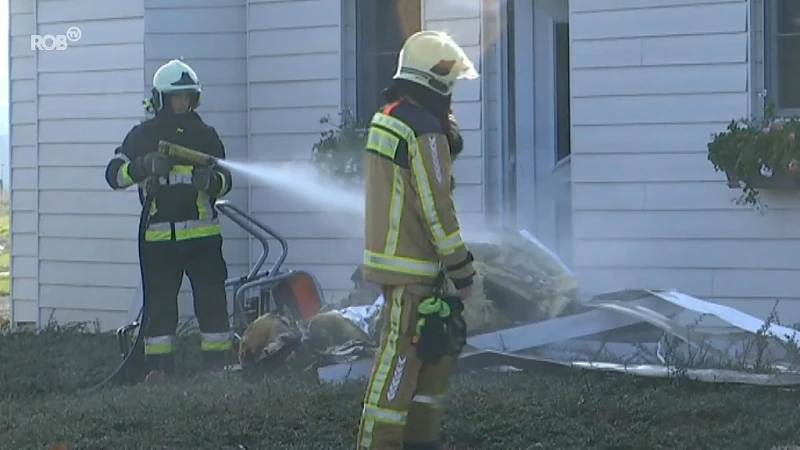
318, 289, 800, 386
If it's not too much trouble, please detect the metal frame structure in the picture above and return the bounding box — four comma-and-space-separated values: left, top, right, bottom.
115, 200, 326, 353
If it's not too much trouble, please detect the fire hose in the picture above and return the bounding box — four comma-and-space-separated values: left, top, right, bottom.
83, 190, 154, 392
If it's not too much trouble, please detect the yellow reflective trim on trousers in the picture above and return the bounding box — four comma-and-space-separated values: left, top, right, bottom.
144, 336, 174, 355
413, 394, 444, 409
363, 250, 440, 277
201, 331, 232, 351
362, 404, 407, 425
117, 161, 134, 187
359, 287, 405, 449
201, 340, 232, 351
409, 140, 466, 256
383, 166, 405, 255
145, 222, 221, 241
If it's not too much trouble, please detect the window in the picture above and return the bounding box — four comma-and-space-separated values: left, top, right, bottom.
355, 0, 421, 121
766, 0, 800, 113
554, 22, 571, 162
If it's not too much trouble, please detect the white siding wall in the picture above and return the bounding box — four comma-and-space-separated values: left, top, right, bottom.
10, 0, 146, 326
246, 0, 355, 303
568, 0, 800, 320
423, 1, 486, 230
8, 0, 38, 324
143, 0, 249, 319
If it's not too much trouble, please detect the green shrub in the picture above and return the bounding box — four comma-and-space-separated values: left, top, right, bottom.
2, 323, 800, 449
310, 109, 367, 183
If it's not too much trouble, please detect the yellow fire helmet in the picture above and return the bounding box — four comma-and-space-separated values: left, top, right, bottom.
393, 30, 479, 96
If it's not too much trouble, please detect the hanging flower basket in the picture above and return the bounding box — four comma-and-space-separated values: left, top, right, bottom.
724, 167, 800, 190
707, 102, 800, 207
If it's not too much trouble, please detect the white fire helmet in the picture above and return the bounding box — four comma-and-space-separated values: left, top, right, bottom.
150, 59, 202, 111
393, 30, 479, 96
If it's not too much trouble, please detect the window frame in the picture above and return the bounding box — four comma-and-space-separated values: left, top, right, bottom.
765, 0, 800, 117
353, 0, 422, 121
553, 20, 571, 164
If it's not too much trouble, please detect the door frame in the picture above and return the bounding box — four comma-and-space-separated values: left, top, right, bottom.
503, 0, 572, 266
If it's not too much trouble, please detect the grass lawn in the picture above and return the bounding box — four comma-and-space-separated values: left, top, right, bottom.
0, 325, 799, 449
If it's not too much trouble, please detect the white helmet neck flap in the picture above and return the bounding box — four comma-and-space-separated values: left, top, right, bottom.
150, 59, 202, 113
393, 31, 479, 96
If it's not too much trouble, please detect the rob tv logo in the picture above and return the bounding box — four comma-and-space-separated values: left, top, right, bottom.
30, 26, 82, 51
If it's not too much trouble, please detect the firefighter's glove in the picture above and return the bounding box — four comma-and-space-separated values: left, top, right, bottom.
413, 295, 467, 363
446, 113, 464, 160
138, 152, 171, 178
192, 166, 219, 193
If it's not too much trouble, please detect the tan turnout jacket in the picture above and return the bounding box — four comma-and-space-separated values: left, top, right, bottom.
362, 99, 475, 290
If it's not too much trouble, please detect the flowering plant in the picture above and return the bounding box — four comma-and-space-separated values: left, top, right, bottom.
707, 103, 800, 207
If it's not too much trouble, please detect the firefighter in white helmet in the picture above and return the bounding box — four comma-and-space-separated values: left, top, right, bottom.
357, 31, 479, 450
105, 59, 234, 380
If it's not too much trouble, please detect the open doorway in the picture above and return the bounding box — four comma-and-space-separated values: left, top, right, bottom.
505, 0, 572, 266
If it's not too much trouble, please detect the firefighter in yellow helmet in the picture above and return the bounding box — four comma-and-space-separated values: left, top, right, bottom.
357, 31, 479, 450
104, 59, 234, 380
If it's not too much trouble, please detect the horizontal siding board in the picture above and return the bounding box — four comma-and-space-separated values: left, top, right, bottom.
37, 44, 144, 73
571, 64, 747, 97
249, 134, 323, 161
570, 3, 748, 40
40, 261, 140, 288
11, 256, 38, 278
570, 0, 737, 12
37, 0, 144, 22
571, 123, 725, 154
38, 93, 144, 120
247, 54, 340, 82
248, 28, 340, 56
573, 210, 783, 239
144, 32, 245, 60
250, 108, 338, 134
574, 239, 800, 271
712, 270, 800, 299
641, 182, 800, 210
37, 18, 143, 45
572, 93, 749, 125
571, 33, 748, 68
38, 119, 140, 144
13, 146, 37, 168
572, 153, 718, 183
39, 143, 128, 167
39, 215, 139, 239
249, 80, 340, 109
248, 1, 339, 29
145, 7, 244, 33
576, 268, 715, 298
38, 70, 143, 95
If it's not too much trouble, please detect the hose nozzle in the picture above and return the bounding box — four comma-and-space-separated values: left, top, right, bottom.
158, 141, 218, 167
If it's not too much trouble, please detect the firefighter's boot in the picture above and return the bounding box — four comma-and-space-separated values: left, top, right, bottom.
201, 350, 234, 372
144, 353, 175, 384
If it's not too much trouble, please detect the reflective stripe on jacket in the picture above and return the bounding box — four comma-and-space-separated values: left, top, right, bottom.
363, 100, 475, 288
105, 112, 233, 242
